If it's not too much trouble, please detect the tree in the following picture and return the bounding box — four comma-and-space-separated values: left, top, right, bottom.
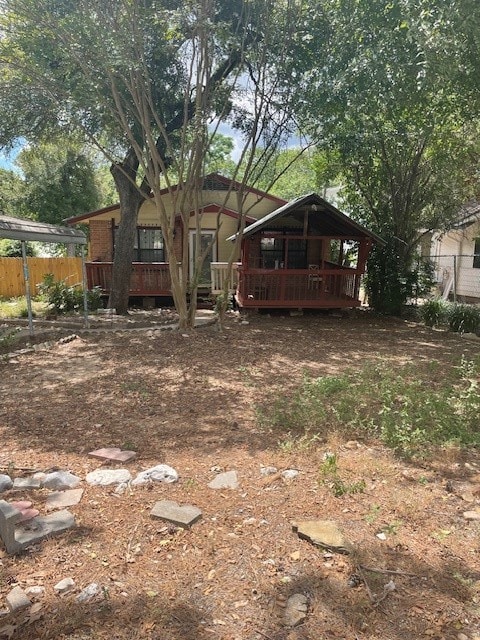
0, 0, 319, 326
16, 140, 101, 225
253, 147, 342, 201
302, 0, 479, 314
0, 167, 27, 218
0, 238, 35, 256
204, 133, 236, 177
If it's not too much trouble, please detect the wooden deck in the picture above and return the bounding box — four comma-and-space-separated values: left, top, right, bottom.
236, 267, 362, 308
86, 262, 362, 309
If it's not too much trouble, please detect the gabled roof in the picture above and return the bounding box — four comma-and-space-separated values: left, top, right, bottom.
226, 193, 384, 243
0, 214, 87, 245
64, 173, 286, 225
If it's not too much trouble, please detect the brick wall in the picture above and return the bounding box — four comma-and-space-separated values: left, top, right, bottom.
90, 219, 113, 261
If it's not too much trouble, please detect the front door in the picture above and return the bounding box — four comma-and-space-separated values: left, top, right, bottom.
189, 230, 216, 286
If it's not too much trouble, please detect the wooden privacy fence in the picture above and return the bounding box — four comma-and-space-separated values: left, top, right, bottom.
0, 257, 83, 298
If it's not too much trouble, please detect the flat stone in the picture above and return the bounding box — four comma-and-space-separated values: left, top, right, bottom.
284, 593, 308, 627
86, 469, 131, 486
14, 510, 76, 551
0, 500, 68, 554
88, 448, 136, 463
293, 520, 351, 554
282, 469, 299, 480
5, 586, 31, 612
12, 476, 41, 490
16, 508, 40, 522
132, 464, 178, 485
46, 489, 84, 510
0, 474, 13, 492
463, 510, 480, 521
25, 586, 45, 597
42, 471, 81, 490
54, 578, 75, 594
150, 500, 202, 528
76, 583, 100, 602
208, 470, 239, 490
260, 466, 278, 476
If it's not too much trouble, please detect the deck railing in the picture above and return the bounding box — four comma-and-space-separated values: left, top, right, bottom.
86, 262, 172, 295
236, 267, 361, 308
86, 261, 360, 307
210, 262, 240, 294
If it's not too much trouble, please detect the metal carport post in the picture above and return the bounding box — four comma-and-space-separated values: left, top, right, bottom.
0, 215, 88, 337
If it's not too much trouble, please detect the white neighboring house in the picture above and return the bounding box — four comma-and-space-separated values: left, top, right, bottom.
429, 201, 480, 303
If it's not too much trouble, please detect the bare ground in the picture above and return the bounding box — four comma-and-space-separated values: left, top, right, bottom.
0, 310, 480, 640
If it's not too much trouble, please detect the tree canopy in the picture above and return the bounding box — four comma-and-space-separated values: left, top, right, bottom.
16, 141, 101, 226
300, 0, 480, 313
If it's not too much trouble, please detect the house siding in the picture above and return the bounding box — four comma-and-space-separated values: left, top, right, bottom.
82, 187, 281, 265
432, 221, 480, 300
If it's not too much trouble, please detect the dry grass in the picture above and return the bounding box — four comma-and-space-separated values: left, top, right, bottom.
0, 310, 480, 640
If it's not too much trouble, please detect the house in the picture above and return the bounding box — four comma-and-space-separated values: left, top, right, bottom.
227, 193, 382, 309
65, 173, 286, 299
428, 201, 480, 303
66, 176, 381, 309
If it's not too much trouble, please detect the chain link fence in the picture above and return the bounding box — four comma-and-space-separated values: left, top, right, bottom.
417, 253, 480, 303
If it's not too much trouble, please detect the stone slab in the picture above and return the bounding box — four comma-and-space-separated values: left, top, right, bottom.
292, 520, 351, 554
5, 586, 31, 612
284, 593, 308, 627
42, 471, 81, 490
46, 489, 84, 510
150, 500, 202, 528
207, 470, 239, 490
88, 448, 137, 463
12, 477, 41, 491
0, 500, 75, 554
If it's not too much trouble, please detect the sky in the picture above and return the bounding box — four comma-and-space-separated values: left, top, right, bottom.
0, 144, 21, 171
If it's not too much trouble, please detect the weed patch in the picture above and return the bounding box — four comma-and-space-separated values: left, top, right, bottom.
257, 356, 480, 459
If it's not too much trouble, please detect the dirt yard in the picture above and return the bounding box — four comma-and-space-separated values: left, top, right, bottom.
1, 310, 480, 640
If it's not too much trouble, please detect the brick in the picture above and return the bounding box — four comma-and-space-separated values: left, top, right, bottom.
88, 448, 136, 463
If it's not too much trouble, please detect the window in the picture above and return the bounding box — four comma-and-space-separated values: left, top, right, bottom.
474, 238, 480, 269
260, 231, 307, 269
114, 227, 165, 262
260, 235, 283, 268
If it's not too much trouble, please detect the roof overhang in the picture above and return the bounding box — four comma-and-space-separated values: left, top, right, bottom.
64, 173, 287, 226
0, 215, 87, 245
226, 193, 384, 244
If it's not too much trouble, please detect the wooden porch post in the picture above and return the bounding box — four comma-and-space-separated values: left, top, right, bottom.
356, 239, 372, 300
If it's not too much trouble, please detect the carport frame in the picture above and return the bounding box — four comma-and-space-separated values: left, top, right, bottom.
0, 215, 88, 336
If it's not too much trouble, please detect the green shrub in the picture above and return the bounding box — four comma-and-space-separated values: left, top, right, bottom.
419, 298, 448, 327
447, 304, 480, 335
37, 273, 102, 315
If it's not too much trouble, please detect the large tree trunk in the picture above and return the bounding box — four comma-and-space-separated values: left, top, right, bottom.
109, 152, 146, 314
